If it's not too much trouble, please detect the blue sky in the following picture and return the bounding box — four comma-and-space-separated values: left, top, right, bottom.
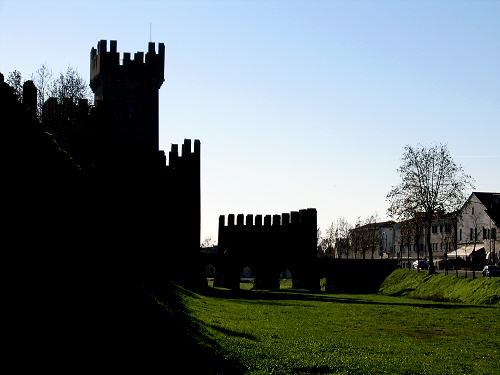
1, 0, 499, 240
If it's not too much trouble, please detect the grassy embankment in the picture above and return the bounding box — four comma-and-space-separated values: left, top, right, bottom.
379, 268, 500, 305
168, 279, 500, 374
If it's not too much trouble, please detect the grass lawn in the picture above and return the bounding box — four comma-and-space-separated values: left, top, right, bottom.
380, 269, 500, 305
180, 283, 500, 374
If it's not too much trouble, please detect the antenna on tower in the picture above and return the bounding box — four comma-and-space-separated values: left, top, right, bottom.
149, 22, 152, 42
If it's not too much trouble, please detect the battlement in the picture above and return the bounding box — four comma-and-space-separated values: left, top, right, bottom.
167, 139, 201, 168
90, 40, 165, 93
218, 208, 317, 229
88, 39, 166, 153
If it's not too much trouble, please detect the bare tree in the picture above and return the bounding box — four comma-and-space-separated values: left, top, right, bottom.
324, 223, 335, 253
325, 217, 352, 259
387, 144, 473, 273
336, 217, 352, 259
32, 64, 53, 118
6, 70, 23, 101
437, 217, 456, 275
365, 214, 380, 259
350, 217, 363, 259
399, 219, 417, 268
350, 215, 380, 260
317, 228, 331, 256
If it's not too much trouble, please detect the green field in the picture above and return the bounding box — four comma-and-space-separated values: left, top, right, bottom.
177, 283, 500, 374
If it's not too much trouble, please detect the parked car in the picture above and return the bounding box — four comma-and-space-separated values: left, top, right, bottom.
482, 265, 500, 277
412, 260, 429, 270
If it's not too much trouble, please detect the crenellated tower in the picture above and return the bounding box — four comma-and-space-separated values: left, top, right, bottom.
89, 40, 165, 161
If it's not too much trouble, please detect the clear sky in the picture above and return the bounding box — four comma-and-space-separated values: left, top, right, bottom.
1, 0, 499, 241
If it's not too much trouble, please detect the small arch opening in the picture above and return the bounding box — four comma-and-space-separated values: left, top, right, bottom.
280, 268, 293, 289
240, 265, 255, 290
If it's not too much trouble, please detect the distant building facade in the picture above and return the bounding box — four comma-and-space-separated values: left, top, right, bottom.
394, 212, 457, 262
349, 221, 396, 259
381, 192, 499, 265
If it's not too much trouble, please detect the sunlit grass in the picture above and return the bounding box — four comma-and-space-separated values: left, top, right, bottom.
182, 285, 500, 374
380, 269, 500, 305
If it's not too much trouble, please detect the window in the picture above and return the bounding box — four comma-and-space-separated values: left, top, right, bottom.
432, 225, 438, 234
459, 228, 462, 241
445, 224, 452, 233
472, 207, 475, 215
440, 225, 443, 233
483, 227, 487, 240
492, 228, 497, 240
470, 228, 473, 241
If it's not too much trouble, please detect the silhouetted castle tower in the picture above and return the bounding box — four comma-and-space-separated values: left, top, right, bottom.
89, 40, 165, 165
87, 39, 202, 287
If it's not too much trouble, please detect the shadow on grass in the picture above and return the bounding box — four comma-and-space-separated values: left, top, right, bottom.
202, 286, 497, 310
292, 365, 334, 374
207, 323, 259, 341
84, 281, 246, 374
387, 288, 416, 296
151, 282, 247, 374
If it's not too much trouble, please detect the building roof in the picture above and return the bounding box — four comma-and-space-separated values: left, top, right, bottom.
352, 220, 396, 231
473, 192, 500, 226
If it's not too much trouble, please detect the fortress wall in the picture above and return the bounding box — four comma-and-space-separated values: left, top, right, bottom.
215, 208, 319, 291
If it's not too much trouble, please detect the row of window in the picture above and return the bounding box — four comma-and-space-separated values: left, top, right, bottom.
400, 243, 453, 253
431, 224, 453, 234
458, 227, 497, 241
431, 243, 452, 251
400, 244, 424, 252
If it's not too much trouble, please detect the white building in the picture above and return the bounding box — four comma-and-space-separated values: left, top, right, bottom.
455, 192, 499, 263
393, 192, 499, 265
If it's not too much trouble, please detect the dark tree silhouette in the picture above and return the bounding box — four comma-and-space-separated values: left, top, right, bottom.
6, 70, 23, 101
50, 65, 91, 104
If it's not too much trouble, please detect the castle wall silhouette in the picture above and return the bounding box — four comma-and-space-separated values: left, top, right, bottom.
2, 40, 203, 292
215, 209, 320, 291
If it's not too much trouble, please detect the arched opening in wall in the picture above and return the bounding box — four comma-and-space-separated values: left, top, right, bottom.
280, 268, 293, 289
240, 265, 254, 290
205, 263, 216, 286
